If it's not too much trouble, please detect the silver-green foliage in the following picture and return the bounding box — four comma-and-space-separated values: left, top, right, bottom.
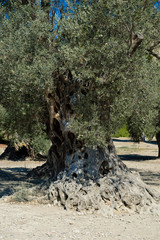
0, 4, 56, 149
59, 0, 160, 145
0, 1, 159, 147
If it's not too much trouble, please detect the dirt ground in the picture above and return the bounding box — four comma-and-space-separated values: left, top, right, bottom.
0, 138, 160, 240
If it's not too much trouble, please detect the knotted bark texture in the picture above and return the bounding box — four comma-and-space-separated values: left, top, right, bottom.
48, 145, 160, 214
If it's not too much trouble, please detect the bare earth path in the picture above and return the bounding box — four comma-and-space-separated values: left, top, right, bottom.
0, 138, 160, 240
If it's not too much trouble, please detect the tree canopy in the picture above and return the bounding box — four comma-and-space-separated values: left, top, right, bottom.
0, 0, 159, 148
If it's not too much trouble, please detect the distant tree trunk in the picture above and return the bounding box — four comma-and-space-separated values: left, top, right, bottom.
0, 145, 29, 160
156, 131, 160, 158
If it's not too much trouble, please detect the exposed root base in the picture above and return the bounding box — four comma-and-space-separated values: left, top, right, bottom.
27, 163, 53, 179
28, 147, 160, 214
48, 171, 160, 215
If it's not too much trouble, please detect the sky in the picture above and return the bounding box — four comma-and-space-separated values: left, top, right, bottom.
154, 1, 160, 10
1, 1, 159, 22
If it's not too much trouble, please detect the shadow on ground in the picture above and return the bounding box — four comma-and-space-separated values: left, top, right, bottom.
0, 168, 45, 198
129, 167, 160, 187
113, 138, 157, 145
113, 138, 135, 143
119, 154, 158, 161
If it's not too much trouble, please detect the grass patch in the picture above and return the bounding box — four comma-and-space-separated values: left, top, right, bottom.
8, 183, 49, 204
13, 182, 31, 202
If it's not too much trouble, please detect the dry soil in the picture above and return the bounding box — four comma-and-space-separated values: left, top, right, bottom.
0, 138, 160, 240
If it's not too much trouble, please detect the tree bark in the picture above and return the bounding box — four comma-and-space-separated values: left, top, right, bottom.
0, 145, 29, 160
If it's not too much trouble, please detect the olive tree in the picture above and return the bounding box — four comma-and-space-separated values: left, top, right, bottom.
0, 0, 160, 212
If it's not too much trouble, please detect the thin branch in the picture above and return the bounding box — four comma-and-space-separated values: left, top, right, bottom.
120, 16, 130, 32
147, 41, 160, 60
147, 49, 160, 59
150, 41, 160, 50
129, 32, 144, 56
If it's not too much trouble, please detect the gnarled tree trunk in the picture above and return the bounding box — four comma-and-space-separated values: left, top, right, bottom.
27, 71, 160, 214
28, 70, 126, 180
28, 70, 80, 178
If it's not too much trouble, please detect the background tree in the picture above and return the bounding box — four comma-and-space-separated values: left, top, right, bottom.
126, 43, 160, 155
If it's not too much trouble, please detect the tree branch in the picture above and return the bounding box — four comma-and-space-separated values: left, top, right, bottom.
129, 32, 144, 56
147, 41, 160, 60
147, 50, 160, 59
